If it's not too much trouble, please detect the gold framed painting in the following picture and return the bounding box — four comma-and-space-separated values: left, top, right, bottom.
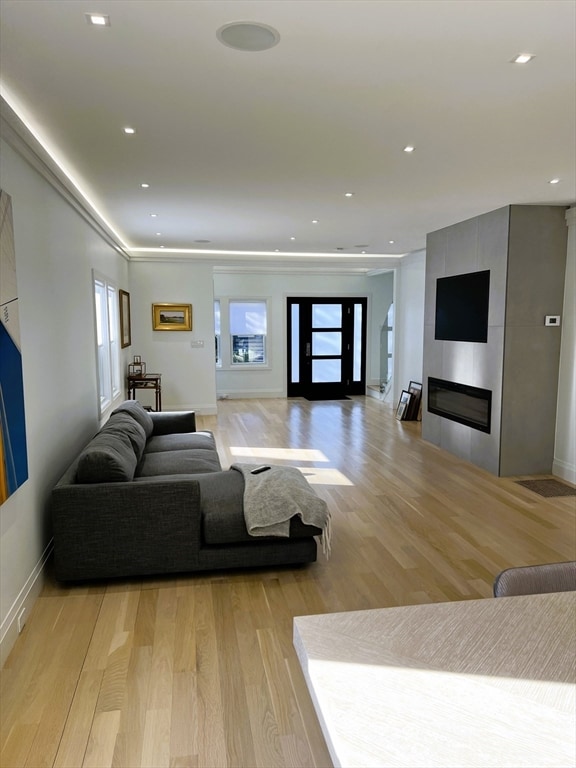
152, 303, 192, 331
119, 290, 131, 348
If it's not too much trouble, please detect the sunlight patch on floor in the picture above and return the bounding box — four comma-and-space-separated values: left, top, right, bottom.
228, 446, 352, 484
298, 467, 354, 486
230, 446, 329, 462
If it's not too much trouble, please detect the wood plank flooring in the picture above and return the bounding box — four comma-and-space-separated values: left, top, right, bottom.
2, 396, 575, 768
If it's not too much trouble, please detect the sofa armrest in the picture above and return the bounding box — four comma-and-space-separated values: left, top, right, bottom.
150, 410, 196, 435
50, 476, 201, 581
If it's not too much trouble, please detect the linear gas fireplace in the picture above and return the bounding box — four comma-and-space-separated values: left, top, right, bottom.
428, 378, 492, 434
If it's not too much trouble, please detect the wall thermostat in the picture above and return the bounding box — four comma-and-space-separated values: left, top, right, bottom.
545, 315, 561, 327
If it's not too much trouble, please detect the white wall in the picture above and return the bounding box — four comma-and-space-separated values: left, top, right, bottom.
214, 270, 394, 398
129, 261, 217, 413
0, 139, 128, 664
127, 264, 398, 406
393, 250, 426, 404
553, 207, 576, 483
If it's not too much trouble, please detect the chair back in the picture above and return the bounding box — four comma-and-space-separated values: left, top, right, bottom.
493, 561, 576, 597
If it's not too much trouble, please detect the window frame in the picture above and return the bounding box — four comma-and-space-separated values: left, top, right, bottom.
229, 299, 268, 367
214, 299, 222, 367
214, 297, 271, 369
93, 270, 122, 417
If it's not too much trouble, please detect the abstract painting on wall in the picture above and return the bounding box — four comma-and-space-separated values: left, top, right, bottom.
0, 190, 28, 504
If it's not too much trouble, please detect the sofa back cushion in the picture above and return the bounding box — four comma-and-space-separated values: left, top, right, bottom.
76, 429, 138, 483
111, 400, 154, 438
145, 430, 216, 454
103, 412, 147, 462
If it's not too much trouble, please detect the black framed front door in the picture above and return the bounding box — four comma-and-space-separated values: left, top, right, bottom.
287, 297, 367, 398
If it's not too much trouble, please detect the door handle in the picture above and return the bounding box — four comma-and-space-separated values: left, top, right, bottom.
305, 342, 311, 357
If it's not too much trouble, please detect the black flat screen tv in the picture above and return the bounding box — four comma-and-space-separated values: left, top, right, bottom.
435, 270, 490, 343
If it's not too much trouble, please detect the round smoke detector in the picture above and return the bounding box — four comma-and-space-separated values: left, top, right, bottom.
216, 22, 280, 52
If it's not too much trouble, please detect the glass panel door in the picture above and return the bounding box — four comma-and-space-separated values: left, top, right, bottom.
312, 331, 342, 357
287, 297, 367, 398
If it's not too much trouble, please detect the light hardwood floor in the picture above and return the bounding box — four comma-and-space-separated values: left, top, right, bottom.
2, 397, 575, 768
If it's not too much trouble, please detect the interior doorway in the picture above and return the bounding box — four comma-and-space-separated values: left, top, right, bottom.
380, 302, 394, 397
287, 297, 367, 399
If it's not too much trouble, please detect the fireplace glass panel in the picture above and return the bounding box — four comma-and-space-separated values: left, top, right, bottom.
428, 378, 491, 433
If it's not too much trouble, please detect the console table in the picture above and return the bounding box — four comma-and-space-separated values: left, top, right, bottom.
127, 373, 162, 411
294, 592, 576, 768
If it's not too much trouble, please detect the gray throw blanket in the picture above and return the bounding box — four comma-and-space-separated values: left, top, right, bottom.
231, 464, 331, 557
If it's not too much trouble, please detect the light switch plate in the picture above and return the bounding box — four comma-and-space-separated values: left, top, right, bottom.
545, 315, 561, 327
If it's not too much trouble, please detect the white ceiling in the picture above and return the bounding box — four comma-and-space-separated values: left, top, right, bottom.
1, 0, 575, 269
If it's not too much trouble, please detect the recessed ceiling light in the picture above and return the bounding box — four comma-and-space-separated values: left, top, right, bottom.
549, 178, 561, 184
403, 145, 415, 153
155, 232, 162, 236
389, 240, 395, 244
160, 245, 165, 249
86, 13, 110, 27
312, 219, 319, 224
344, 192, 354, 197
290, 237, 296, 241
150, 213, 158, 218
512, 53, 534, 64
274, 249, 280, 252
361, 251, 366, 254
141, 183, 150, 189
123, 127, 136, 135
216, 22, 280, 52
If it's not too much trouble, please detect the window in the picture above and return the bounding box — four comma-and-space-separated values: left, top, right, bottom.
94, 272, 121, 415
230, 300, 267, 365
214, 299, 269, 367
214, 300, 221, 366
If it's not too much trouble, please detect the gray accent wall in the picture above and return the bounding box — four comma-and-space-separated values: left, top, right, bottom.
422, 205, 567, 476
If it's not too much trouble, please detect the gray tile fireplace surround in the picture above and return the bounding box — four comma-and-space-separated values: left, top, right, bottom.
422, 205, 568, 476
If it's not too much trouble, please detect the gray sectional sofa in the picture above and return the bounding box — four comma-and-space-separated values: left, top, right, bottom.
50, 400, 321, 581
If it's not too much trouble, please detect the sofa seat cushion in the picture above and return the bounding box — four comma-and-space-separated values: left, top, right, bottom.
137, 449, 222, 477
111, 400, 154, 438
197, 470, 322, 545
145, 431, 216, 454
76, 430, 138, 483
204, 505, 322, 545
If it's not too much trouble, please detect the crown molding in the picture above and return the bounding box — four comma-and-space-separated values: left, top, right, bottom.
1, 97, 131, 260
129, 251, 403, 273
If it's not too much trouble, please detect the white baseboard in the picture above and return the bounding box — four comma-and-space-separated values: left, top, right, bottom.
216, 389, 285, 400
552, 458, 576, 485
162, 403, 218, 415
0, 541, 53, 668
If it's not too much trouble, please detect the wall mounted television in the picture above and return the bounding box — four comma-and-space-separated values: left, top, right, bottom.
435, 270, 490, 343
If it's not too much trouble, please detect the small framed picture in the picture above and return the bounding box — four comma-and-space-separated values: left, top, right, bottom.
407, 381, 423, 420
119, 290, 131, 348
152, 303, 192, 331
129, 362, 146, 376
133, 355, 141, 364
396, 390, 412, 421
